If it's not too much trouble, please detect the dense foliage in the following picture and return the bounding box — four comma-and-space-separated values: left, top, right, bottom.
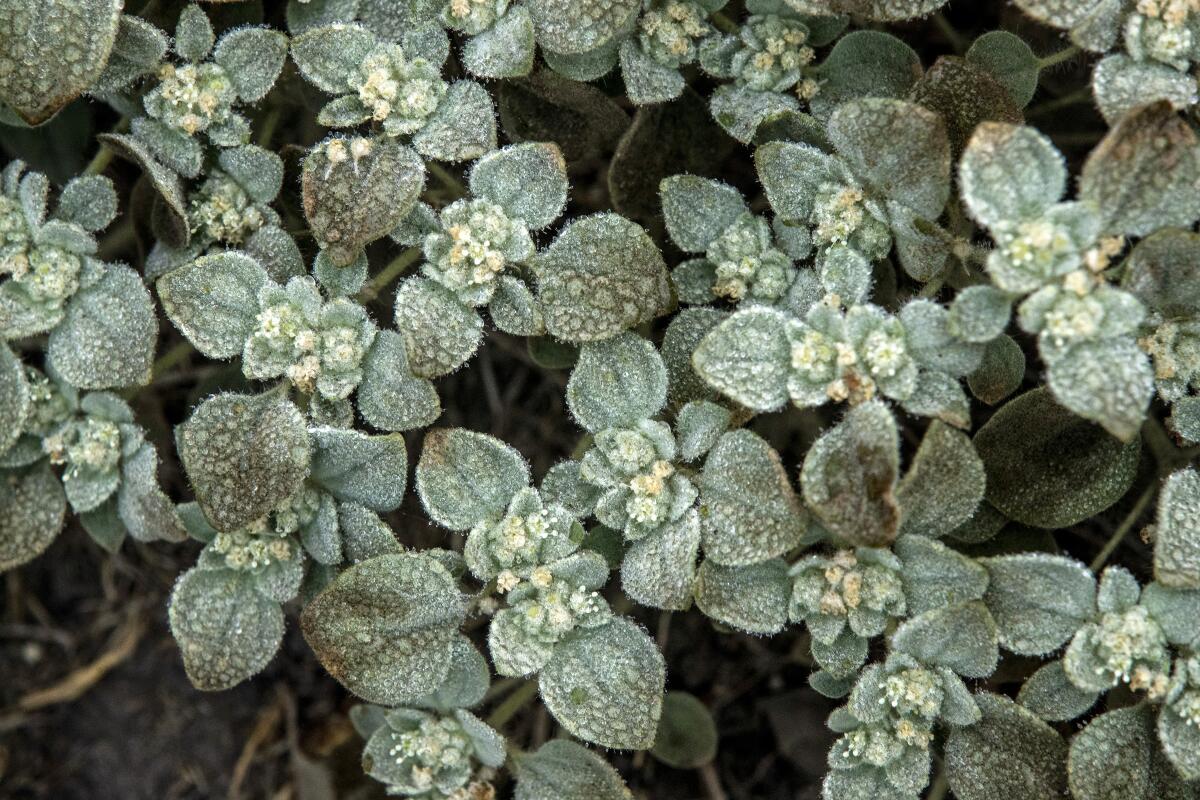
2, 0, 1200, 798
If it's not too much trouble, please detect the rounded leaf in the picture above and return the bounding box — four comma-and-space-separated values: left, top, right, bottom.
694, 558, 791, 635
699, 429, 805, 566
514, 740, 632, 800
469, 142, 568, 230
302, 136, 425, 266
415, 428, 529, 530
0, 0, 122, 125
539, 617, 665, 750
300, 552, 467, 705
651, 691, 718, 769
974, 388, 1140, 528
168, 566, 285, 691
310, 428, 407, 513
945, 692, 1066, 800
532, 213, 670, 344
567, 333, 666, 433
48, 263, 156, 389
980, 553, 1097, 656
0, 463, 66, 572
176, 391, 312, 532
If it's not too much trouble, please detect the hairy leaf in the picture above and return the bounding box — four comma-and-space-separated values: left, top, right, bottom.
415, 428, 529, 530
168, 566, 284, 691
540, 617, 665, 750
567, 333, 667, 433
974, 388, 1139, 528
176, 391, 312, 532
699, 429, 804, 566
301, 553, 466, 705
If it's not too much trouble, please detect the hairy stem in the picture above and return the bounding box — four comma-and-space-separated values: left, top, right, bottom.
358, 246, 421, 302
1090, 481, 1158, 572
151, 340, 195, 381
486, 679, 539, 729
1038, 45, 1081, 70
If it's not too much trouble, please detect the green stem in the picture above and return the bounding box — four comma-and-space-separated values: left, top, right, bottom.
486, 680, 538, 729
257, 106, 283, 150
932, 12, 967, 55
710, 11, 739, 34
1090, 481, 1158, 572
83, 116, 129, 177
1038, 45, 1081, 70
427, 162, 467, 200
358, 246, 420, 302
1026, 88, 1093, 118
151, 340, 195, 380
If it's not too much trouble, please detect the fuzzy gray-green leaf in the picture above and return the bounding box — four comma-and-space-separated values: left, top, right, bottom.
469, 142, 568, 230
1080, 101, 1200, 237
168, 566, 284, 691
310, 427, 407, 513
692, 307, 792, 412
514, 740, 632, 800
158, 252, 269, 359
0, 463, 66, 572
48, 263, 156, 390
532, 213, 670, 343
801, 400, 900, 548
213, 27, 288, 102
1017, 660, 1098, 722
540, 616, 665, 750
356, 330, 442, 432
945, 692, 1066, 800
567, 333, 667, 433
392, 277, 484, 377
699, 429, 804, 566
0, 0, 122, 125
659, 175, 748, 253
979, 553, 1096, 656
415, 428, 529, 530
891, 600, 999, 678
302, 136, 425, 266
974, 387, 1139, 528
176, 390, 312, 532
897, 421, 985, 539
300, 552, 467, 705
694, 558, 791, 635
1154, 468, 1200, 589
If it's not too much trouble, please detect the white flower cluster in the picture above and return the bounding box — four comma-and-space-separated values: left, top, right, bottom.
786, 302, 916, 407
639, 1, 712, 67
706, 213, 793, 303
424, 199, 521, 299
245, 278, 373, 399
1127, 0, 1200, 68
188, 172, 266, 244
733, 14, 816, 93
145, 63, 237, 136
383, 715, 475, 797
350, 44, 447, 135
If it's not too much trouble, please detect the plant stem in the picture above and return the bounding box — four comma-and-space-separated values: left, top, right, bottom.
486, 679, 538, 729
428, 162, 467, 199
151, 340, 195, 381
1038, 44, 1080, 70
1090, 481, 1158, 572
926, 769, 949, 800
932, 12, 967, 54
83, 116, 129, 177
710, 11, 739, 34
1025, 88, 1093, 118
358, 246, 420, 302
